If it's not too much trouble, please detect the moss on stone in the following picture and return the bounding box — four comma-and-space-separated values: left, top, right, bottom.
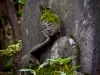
41, 8, 61, 25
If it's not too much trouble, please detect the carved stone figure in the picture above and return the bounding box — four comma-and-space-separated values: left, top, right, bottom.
33, 21, 78, 66
21, 7, 78, 68
21, 8, 81, 75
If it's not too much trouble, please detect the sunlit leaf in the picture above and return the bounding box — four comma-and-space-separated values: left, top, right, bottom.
37, 63, 47, 71
55, 71, 66, 75
19, 68, 32, 71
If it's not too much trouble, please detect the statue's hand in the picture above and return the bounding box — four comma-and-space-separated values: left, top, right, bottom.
30, 31, 51, 54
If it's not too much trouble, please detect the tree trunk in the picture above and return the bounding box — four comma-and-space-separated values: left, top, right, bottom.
4, 0, 21, 41
4, 1, 21, 75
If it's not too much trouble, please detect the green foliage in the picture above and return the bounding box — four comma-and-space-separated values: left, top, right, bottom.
41, 6, 61, 25
4, 58, 13, 75
37, 63, 47, 71
5, 58, 13, 69
14, 0, 26, 14
19, 68, 36, 75
0, 40, 22, 56
14, 0, 26, 4
48, 56, 75, 64
2, 14, 8, 25
16, 11, 22, 17
18, 0, 26, 4
2, 14, 8, 20
19, 56, 81, 75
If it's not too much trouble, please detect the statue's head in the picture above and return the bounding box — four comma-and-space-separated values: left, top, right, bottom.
41, 21, 60, 37
41, 7, 61, 37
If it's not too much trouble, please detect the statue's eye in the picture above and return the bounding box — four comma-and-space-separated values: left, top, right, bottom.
42, 25, 46, 29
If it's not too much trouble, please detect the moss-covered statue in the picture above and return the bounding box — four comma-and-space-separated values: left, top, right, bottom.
21, 5, 79, 70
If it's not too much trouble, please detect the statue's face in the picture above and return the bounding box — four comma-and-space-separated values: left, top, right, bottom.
41, 21, 58, 37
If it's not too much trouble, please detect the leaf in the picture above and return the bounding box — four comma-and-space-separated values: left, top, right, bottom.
55, 71, 66, 75
19, 0, 26, 4
30, 70, 36, 75
72, 65, 81, 70
19, 68, 32, 71
47, 59, 59, 64
19, 68, 36, 75
73, 71, 79, 75
48, 56, 76, 65
62, 56, 76, 64
37, 63, 47, 71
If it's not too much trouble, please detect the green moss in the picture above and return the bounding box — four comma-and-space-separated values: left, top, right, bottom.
41, 8, 61, 25
0, 40, 22, 56
36, 64, 60, 75
20, 57, 81, 75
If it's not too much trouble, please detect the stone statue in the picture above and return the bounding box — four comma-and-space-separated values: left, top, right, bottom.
21, 6, 83, 75
30, 7, 78, 66
30, 21, 78, 65
21, 6, 78, 68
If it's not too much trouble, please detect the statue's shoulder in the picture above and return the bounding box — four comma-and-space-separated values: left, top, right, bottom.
54, 36, 76, 46
50, 36, 77, 58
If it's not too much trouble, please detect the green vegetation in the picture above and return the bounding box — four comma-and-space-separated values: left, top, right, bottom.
15, 0, 26, 17
0, 40, 22, 56
0, 40, 22, 75
40, 4, 61, 25
19, 56, 81, 75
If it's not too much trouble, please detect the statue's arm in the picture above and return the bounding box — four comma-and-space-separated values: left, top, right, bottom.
30, 31, 51, 54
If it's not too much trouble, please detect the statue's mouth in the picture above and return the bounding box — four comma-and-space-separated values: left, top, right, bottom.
48, 30, 52, 34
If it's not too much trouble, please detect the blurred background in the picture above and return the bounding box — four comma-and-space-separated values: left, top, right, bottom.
0, 0, 26, 50
0, 0, 26, 75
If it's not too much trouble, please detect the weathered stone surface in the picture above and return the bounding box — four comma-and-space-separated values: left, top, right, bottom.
21, 0, 43, 55
22, 0, 100, 74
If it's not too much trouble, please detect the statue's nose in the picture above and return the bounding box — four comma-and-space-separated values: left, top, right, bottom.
48, 30, 52, 34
